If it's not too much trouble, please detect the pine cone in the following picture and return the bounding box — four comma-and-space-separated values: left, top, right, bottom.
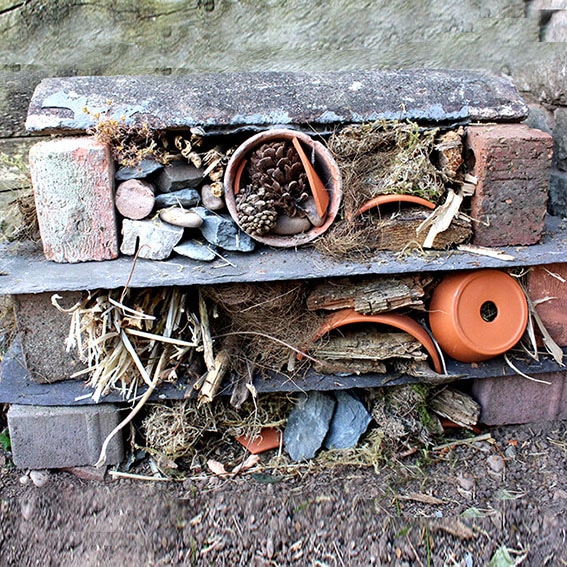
235, 185, 278, 236
246, 141, 309, 217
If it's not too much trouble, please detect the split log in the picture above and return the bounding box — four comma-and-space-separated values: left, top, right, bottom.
312, 328, 427, 362
307, 275, 429, 313
366, 207, 472, 251
198, 349, 231, 404
429, 388, 480, 427
314, 359, 387, 375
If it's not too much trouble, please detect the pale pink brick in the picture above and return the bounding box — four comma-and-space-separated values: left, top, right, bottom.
29, 136, 118, 263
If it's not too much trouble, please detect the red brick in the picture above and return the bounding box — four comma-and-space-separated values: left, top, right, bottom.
29, 136, 118, 263
471, 371, 567, 425
465, 124, 553, 247
527, 263, 567, 346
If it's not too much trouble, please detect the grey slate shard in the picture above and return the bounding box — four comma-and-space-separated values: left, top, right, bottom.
115, 158, 163, 181
154, 162, 204, 193
120, 218, 184, 260
174, 240, 217, 262
26, 71, 528, 135
155, 188, 201, 208
323, 391, 372, 450
284, 391, 336, 462
193, 207, 255, 252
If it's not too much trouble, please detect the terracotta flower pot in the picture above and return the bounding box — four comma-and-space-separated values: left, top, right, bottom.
224, 129, 342, 248
305, 308, 443, 374
429, 269, 528, 363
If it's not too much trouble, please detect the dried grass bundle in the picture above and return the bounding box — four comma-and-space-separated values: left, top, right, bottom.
57, 287, 201, 401
202, 282, 325, 376
142, 394, 294, 462
316, 121, 448, 259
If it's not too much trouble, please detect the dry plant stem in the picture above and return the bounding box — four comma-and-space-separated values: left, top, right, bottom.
432, 433, 493, 451
504, 354, 552, 385
457, 244, 515, 261
108, 470, 171, 482
199, 291, 215, 372
96, 349, 163, 467
199, 349, 231, 404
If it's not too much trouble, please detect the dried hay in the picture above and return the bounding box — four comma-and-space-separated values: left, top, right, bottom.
142, 393, 293, 463
58, 287, 201, 401
316, 120, 451, 259
202, 282, 326, 377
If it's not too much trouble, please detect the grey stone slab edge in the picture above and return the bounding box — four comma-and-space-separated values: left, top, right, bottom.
25, 70, 528, 134
1, 216, 566, 295
1, 336, 565, 406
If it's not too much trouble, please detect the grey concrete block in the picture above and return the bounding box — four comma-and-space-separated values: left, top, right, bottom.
7, 404, 124, 469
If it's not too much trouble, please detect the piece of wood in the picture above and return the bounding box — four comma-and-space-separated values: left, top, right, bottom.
115, 179, 155, 220
307, 275, 428, 313
311, 329, 426, 361
198, 349, 231, 404
314, 359, 387, 375
429, 388, 480, 427
367, 207, 472, 251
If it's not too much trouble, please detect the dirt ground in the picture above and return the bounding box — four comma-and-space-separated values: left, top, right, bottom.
0, 417, 566, 566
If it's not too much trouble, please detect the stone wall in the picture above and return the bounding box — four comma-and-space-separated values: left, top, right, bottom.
0, 0, 566, 225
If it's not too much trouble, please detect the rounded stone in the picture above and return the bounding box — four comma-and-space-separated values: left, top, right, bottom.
201, 183, 226, 211
115, 179, 156, 220
272, 215, 312, 235
159, 207, 203, 228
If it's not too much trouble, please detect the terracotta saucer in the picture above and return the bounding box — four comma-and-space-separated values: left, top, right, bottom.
235, 427, 282, 455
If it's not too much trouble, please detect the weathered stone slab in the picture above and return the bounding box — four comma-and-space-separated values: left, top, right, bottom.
115, 158, 163, 181
28, 136, 119, 263
3, 215, 567, 295
25, 71, 528, 135
154, 162, 204, 192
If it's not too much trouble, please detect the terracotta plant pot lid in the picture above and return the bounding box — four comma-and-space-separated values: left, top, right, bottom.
235, 427, 282, 455
304, 308, 443, 374
351, 194, 436, 220
429, 269, 528, 363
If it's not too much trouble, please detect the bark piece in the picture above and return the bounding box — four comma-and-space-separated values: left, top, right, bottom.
307, 275, 428, 313
429, 388, 480, 427
367, 207, 472, 251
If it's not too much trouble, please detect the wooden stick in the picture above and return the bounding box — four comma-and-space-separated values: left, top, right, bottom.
199, 349, 231, 404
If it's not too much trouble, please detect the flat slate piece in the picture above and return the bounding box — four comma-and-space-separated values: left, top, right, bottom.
0, 337, 564, 406
25, 70, 528, 134
1, 216, 566, 295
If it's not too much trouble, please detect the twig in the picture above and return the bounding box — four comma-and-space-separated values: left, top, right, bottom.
108, 470, 170, 482
432, 433, 492, 451
504, 354, 552, 385
124, 328, 198, 347
457, 244, 515, 261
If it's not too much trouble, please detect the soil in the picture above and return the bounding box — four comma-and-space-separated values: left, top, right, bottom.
0, 419, 566, 566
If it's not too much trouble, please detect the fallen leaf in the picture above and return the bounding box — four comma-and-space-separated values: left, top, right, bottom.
231, 454, 260, 475
207, 459, 229, 476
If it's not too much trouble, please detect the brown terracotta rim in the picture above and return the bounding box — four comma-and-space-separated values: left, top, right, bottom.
302, 308, 443, 374
348, 194, 436, 221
